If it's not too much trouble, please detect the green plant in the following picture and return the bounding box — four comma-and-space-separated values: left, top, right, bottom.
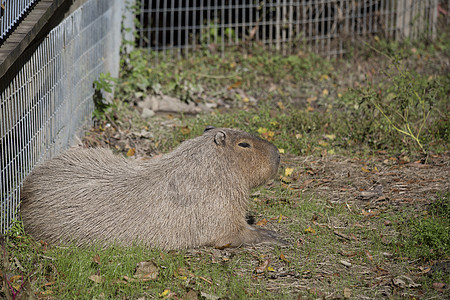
355, 56, 444, 155
93, 72, 117, 121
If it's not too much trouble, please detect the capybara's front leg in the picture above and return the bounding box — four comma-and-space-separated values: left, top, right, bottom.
214, 225, 286, 248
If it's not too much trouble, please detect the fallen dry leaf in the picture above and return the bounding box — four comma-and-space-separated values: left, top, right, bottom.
9, 275, 22, 283
255, 259, 270, 274
126, 148, 135, 157
344, 287, 352, 298
318, 140, 328, 147
361, 166, 370, 173
361, 209, 379, 217
280, 176, 292, 183
306, 96, 317, 103
89, 274, 105, 284
228, 81, 241, 90
180, 126, 191, 135
255, 218, 268, 226
134, 261, 158, 281
365, 250, 373, 261
304, 227, 315, 234
432, 282, 446, 291
92, 254, 101, 265
392, 275, 421, 288
285, 167, 294, 177
320, 74, 329, 81
280, 253, 290, 263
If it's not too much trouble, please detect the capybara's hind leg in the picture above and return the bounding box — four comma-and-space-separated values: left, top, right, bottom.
214, 225, 286, 248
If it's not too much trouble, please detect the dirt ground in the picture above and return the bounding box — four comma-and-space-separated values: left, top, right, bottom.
282, 153, 449, 211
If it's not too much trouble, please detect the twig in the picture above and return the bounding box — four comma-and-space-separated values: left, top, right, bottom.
196, 73, 240, 79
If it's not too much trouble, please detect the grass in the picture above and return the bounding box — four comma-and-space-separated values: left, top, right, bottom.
2, 192, 449, 298
2, 36, 450, 298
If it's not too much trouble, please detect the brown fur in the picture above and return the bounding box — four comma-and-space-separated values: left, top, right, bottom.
20, 127, 282, 249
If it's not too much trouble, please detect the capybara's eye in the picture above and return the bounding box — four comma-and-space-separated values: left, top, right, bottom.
238, 142, 251, 148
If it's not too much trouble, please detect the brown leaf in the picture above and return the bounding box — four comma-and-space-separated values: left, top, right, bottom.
255, 259, 270, 274
361, 166, 370, 173
92, 254, 101, 265
344, 288, 352, 298
89, 274, 105, 284
280, 253, 290, 263
126, 148, 135, 157
432, 282, 446, 291
301, 179, 314, 188
42, 281, 56, 287
392, 275, 420, 288
365, 250, 373, 261
9, 275, 22, 282
180, 126, 191, 135
361, 209, 379, 217
122, 275, 136, 283
280, 176, 292, 183
255, 218, 268, 226
134, 261, 158, 281
377, 266, 389, 274
228, 81, 242, 90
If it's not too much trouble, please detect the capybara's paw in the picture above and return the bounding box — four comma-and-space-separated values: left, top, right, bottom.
214, 226, 287, 248
252, 227, 288, 246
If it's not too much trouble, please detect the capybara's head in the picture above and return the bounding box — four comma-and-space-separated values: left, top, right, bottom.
203, 127, 280, 189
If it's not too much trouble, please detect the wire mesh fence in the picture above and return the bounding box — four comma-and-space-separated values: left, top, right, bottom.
0, 0, 39, 42
0, 0, 123, 234
0, 0, 442, 234
136, 0, 439, 59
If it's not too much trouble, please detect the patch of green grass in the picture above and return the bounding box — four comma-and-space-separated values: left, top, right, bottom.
390, 193, 450, 261
108, 40, 450, 159
116, 46, 333, 102
4, 191, 448, 298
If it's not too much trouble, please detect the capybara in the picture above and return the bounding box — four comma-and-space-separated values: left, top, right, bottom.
20, 127, 283, 249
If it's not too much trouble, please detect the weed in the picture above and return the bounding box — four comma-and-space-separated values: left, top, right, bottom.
92, 72, 117, 121
356, 59, 442, 154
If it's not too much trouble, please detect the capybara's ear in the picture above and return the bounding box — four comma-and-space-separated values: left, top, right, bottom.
204, 126, 215, 133
214, 131, 226, 146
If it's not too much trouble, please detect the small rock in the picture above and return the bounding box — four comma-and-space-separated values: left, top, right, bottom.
360, 191, 378, 199
141, 108, 155, 118
340, 260, 352, 267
